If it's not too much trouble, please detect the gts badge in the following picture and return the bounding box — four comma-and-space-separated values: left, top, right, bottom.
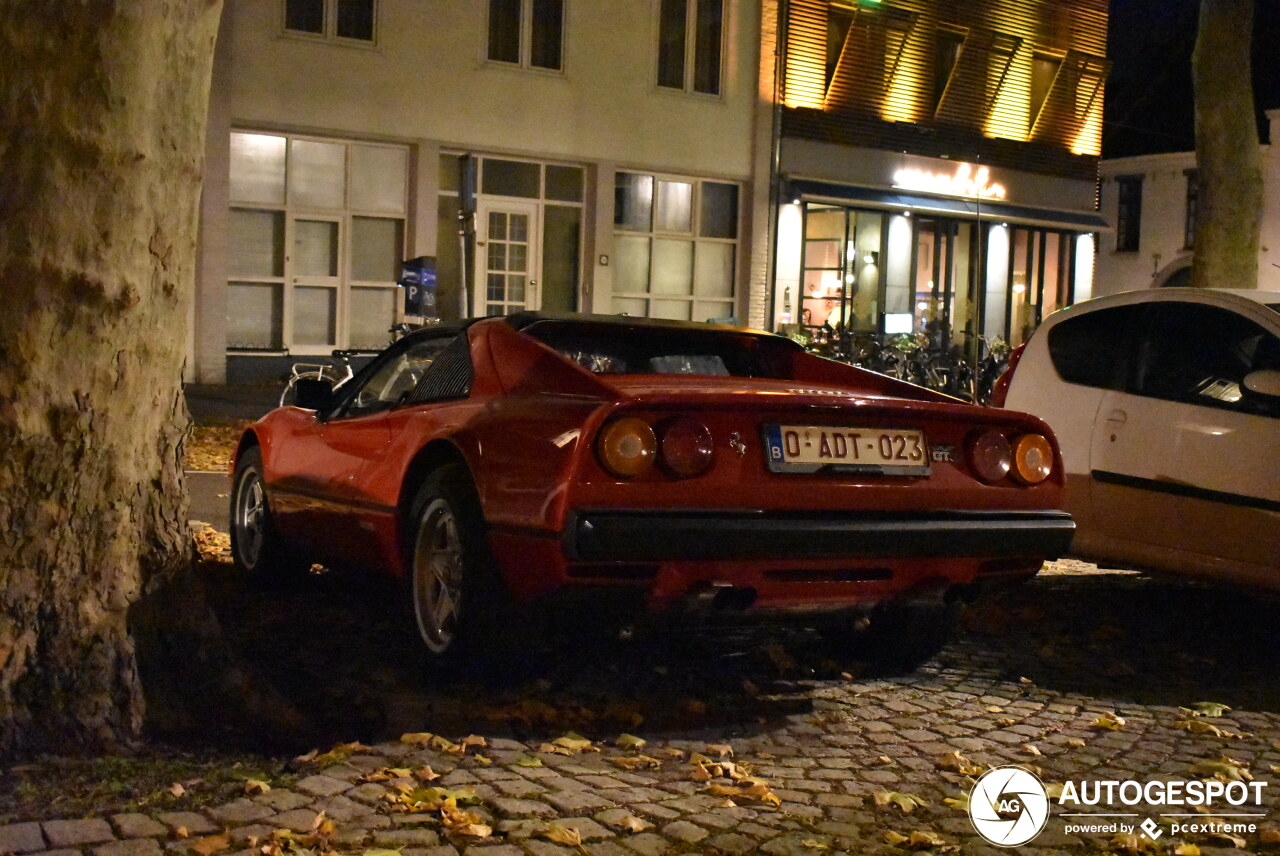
931, 444, 956, 463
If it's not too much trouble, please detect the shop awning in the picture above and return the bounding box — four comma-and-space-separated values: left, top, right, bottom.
787, 178, 1110, 232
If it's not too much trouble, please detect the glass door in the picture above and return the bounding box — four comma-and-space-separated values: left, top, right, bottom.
288, 215, 342, 353
475, 200, 541, 316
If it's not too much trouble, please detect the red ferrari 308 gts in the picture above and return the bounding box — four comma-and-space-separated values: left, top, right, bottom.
230, 314, 1073, 664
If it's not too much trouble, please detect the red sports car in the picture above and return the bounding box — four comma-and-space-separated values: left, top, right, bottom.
230, 314, 1073, 663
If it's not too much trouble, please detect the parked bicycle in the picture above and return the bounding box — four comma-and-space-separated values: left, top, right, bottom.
278, 322, 432, 407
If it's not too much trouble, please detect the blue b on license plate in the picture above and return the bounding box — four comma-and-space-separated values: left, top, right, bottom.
763, 424, 931, 475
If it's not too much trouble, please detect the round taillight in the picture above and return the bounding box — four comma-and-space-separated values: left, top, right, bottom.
1012, 433, 1054, 484
597, 417, 657, 478
659, 418, 714, 478
968, 430, 1012, 483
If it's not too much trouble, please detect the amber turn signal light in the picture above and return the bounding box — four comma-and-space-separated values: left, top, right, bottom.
1012, 433, 1054, 484
597, 417, 657, 478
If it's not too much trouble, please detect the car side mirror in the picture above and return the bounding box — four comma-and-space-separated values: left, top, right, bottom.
293, 377, 336, 411
1243, 369, 1280, 398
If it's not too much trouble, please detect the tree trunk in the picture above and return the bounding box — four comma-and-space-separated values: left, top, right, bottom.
0, 1, 223, 754
1191, 0, 1262, 288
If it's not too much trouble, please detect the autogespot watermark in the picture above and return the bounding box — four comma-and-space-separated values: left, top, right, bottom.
967, 766, 1270, 847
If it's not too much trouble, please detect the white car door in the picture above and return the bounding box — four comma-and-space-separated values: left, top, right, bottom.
1089, 300, 1280, 573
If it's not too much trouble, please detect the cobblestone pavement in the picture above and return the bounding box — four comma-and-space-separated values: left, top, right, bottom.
5, 560, 1280, 856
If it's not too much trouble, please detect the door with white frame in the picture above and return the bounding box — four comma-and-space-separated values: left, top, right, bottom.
475, 200, 541, 316
289, 215, 343, 353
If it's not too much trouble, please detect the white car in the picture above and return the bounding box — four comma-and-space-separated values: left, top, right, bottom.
1001, 288, 1280, 589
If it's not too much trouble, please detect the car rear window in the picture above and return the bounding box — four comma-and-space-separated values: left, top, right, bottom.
523, 320, 793, 378
1045, 305, 1144, 390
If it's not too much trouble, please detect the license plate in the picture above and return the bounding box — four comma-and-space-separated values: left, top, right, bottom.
763, 425, 931, 475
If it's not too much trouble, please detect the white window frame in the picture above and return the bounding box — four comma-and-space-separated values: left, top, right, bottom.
281, 0, 379, 46
227, 131, 408, 355
656, 0, 726, 96
486, 0, 566, 72
612, 170, 740, 321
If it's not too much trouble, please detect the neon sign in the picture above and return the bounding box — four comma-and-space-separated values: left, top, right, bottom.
892, 163, 1007, 201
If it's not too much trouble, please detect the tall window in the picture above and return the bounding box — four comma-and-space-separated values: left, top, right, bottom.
227, 132, 408, 353
657, 0, 723, 95
488, 0, 564, 71
1184, 169, 1199, 250
613, 172, 738, 321
1115, 176, 1143, 252
284, 0, 375, 42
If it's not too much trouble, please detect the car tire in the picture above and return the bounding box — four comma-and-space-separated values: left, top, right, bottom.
407, 464, 510, 662
824, 599, 963, 674
230, 447, 309, 583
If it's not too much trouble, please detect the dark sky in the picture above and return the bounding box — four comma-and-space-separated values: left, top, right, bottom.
1103, 0, 1280, 157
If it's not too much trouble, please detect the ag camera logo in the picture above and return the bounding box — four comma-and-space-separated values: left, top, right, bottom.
968, 765, 1051, 846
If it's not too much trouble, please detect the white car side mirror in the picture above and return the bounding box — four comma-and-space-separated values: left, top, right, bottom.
1243, 368, 1280, 398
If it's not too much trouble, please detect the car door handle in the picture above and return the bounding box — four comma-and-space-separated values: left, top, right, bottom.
1105, 409, 1127, 425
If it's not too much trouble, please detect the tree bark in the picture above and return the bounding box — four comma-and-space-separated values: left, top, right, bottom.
1191, 0, 1262, 288
0, 1, 223, 754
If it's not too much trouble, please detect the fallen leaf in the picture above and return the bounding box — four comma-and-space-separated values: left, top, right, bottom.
440, 800, 492, 838
1193, 757, 1251, 782
313, 741, 369, 765
884, 831, 910, 846
1173, 844, 1202, 856
515, 755, 543, 768
662, 747, 687, 759
244, 779, 270, 795
1044, 783, 1066, 799
908, 830, 946, 848
1175, 719, 1225, 737
942, 793, 970, 812
1193, 702, 1232, 718
611, 814, 652, 834
473, 755, 492, 765
552, 732, 597, 753
413, 766, 440, 782
430, 735, 462, 754
1021, 744, 1042, 756
938, 751, 981, 776
537, 824, 583, 847
986, 706, 1005, 714
459, 734, 487, 751
875, 755, 895, 766
401, 732, 435, 744
190, 834, 231, 856
538, 742, 573, 756
616, 733, 647, 751
360, 850, 405, 856
1067, 738, 1087, 747
873, 791, 928, 813
1108, 831, 1154, 852
689, 764, 713, 782
1019, 677, 1034, 685
800, 839, 829, 850
1093, 713, 1126, 731
175, 827, 190, 839
995, 717, 1017, 728
705, 743, 734, 758
168, 783, 186, 798
608, 755, 662, 771
707, 782, 783, 806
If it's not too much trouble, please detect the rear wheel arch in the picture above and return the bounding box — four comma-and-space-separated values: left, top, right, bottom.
398, 440, 480, 532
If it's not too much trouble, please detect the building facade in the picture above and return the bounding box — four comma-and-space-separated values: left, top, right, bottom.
1095, 110, 1280, 296
193, 0, 1108, 383
195, 0, 763, 383
769, 0, 1108, 358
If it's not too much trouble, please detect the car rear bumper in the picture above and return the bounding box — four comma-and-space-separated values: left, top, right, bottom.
564, 509, 1075, 562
